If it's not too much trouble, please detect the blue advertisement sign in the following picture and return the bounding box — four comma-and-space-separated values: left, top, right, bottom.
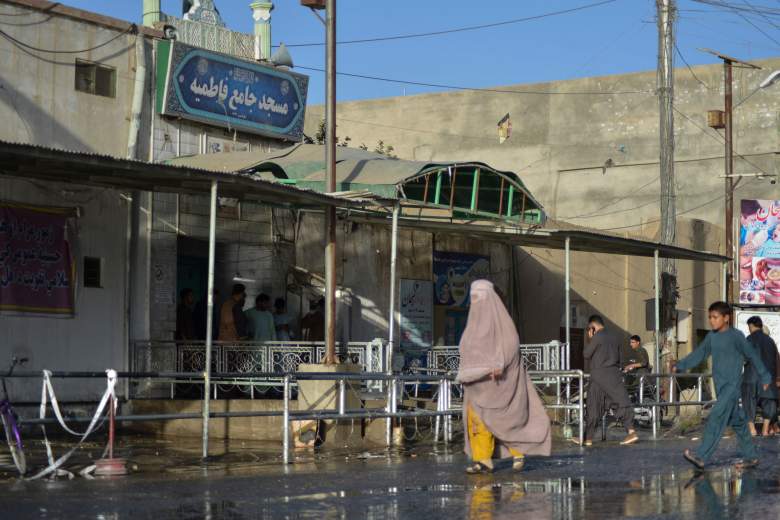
432, 251, 491, 308
159, 42, 308, 140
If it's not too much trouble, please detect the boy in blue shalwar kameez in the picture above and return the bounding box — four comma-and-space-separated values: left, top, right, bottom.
674, 301, 771, 469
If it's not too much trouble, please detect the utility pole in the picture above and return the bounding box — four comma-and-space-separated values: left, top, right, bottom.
300, 0, 336, 363
656, 0, 676, 366
702, 48, 760, 304
657, 0, 676, 261
324, 0, 338, 364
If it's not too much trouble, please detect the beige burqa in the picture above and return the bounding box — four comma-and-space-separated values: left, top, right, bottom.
456, 280, 551, 457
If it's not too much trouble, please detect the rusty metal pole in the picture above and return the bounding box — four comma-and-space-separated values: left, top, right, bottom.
724, 59, 734, 304
323, 0, 337, 364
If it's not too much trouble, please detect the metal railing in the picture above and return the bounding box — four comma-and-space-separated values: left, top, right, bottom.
636, 373, 716, 438
424, 342, 570, 374
9, 368, 586, 465
130, 339, 386, 396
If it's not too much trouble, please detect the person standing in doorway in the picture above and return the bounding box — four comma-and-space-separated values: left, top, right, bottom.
245, 293, 277, 342
456, 280, 551, 474
742, 316, 778, 437
576, 315, 638, 447
218, 284, 248, 341
674, 302, 771, 469
274, 298, 293, 341
175, 288, 196, 340
301, 298, 325, 342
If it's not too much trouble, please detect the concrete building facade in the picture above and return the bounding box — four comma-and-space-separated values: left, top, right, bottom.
304, 59, 780, 362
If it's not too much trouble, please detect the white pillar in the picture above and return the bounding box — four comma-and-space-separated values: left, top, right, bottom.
251, 2, 274, 61
565, 237, 571, 348
201, 180, 218, 458
387, 203, 400, 374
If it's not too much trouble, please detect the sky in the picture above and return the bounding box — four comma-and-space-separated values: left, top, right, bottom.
54, 1, 780, 104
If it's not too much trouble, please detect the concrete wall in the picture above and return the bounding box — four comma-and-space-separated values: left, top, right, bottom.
304, 60, 780, 358
294, 213, 512, 345
0, 178, 129, 402
0, 2, 147, 401
0, 1, 146, 157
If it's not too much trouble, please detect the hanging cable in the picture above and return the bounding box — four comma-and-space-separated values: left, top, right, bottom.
296, 65, 653, 96
0, 24, 135, 54
277, 0, 618, 48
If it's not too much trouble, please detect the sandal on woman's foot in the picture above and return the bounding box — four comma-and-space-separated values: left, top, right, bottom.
512, 457, 525, 472
683, 449, 705, 469
465, 461, 493, 474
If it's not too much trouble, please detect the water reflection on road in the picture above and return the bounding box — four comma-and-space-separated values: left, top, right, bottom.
1, 436, 780, 519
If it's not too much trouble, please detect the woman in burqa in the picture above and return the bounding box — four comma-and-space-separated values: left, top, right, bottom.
456, 280, 551, 474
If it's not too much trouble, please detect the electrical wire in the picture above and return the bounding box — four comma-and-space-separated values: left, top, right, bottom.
277, 0, 618, 48
674, 42, 715, 90
0, 24, 135, 54
296, 65, 654, 96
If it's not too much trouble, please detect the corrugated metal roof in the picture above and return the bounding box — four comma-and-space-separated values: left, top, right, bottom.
0, 140, 364, 208
166, 143, 543, 209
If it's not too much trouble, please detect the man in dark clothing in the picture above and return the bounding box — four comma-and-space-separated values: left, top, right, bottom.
175, 288, 196, 340
623, 335, 650, 375
742, 316, 779, 437
574, 315, 638, 446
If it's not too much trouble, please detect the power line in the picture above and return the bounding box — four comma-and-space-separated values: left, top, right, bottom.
0, 24, 135, 54
296, 65, 653, 96
277, 0, 618, 48
674, 42, 715, 90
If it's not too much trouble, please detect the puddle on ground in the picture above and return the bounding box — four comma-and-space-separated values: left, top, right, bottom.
3, 435, 780, 518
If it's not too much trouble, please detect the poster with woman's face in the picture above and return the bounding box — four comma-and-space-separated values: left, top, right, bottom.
739, 199, 780, 305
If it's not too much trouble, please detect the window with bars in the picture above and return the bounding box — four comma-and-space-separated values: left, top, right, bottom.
75, 60, 116, 98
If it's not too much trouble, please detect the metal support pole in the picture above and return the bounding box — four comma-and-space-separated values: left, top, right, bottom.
578, 371, 584, 445
323, 0, 338, 364
724, 59, 734, 304
434, 379, 442, 442
283, 375, 290, 465
338, 378, 346, 416
386, 378, 393, 446
201, 179, 218, 459
444, 380, 451, 444
721, 261, 728, 302
654, 249, 660, 439
565, 237, 571, 348
697, 376, 703, 402
387, 202, 400, 375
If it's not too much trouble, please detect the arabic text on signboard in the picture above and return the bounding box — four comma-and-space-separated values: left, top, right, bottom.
159, 41, 308, 141
0, 203, 75, 315
400, 279, 433, 351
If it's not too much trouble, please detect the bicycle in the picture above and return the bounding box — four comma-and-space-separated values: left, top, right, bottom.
1, 356, 27, 475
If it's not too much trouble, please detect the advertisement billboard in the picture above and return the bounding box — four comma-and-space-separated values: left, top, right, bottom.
739, 199, 780, 305
432, 251, 491, 308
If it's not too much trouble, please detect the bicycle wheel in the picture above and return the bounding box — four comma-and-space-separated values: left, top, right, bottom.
1, 412, 26, 476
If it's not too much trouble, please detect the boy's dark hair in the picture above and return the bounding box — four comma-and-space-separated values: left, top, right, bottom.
232, 283, 246, 296
256, 293, 270, 304
275, 298, 286, 310
180, 288, 193, 300
630, 335, 641, 343
747, 316, 764, 329
708, 301, 732, 316
587, 315, 605, 327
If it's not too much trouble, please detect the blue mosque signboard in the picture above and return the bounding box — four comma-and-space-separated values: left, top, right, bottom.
157, 41, 308, 141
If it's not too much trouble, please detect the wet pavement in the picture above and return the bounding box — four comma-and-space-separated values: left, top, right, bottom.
2, 433, 780, 519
